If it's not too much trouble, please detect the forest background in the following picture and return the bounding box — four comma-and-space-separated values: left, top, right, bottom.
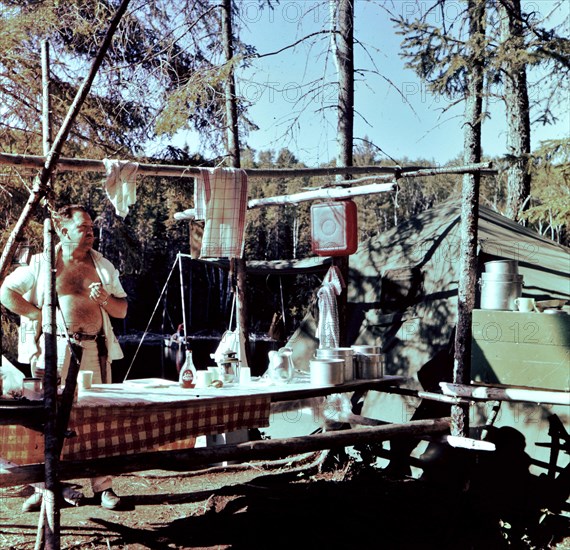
0, 0, 568, 369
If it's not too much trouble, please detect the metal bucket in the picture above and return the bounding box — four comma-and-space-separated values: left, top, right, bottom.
480, 274, 523, 310
310, 359, 345, 385
315, 347, 354, 381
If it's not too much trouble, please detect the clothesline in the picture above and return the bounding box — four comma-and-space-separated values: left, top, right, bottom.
0, 151, 496, 180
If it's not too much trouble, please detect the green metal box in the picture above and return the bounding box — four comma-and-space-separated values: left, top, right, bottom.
471, 309, 570, 391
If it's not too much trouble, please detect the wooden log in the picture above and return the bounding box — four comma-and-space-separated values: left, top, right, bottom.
0, 417, 450, 487
452, 0, 486, 438
0, 152, 495, 180
248, 181, 396, 208
42, 217, 60, 549
440, 382, 570, 406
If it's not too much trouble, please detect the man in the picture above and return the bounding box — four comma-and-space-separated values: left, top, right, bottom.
0, 204, 128, 511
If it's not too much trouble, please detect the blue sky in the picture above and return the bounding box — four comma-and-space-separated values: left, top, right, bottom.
176, 0, 570, 167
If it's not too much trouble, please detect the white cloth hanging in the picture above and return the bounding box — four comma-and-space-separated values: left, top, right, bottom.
193, 167, 248, 258
102, 159, 139, 218
316, 266, 346, 348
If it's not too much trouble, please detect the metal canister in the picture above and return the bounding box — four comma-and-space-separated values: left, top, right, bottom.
315, 347, 354, 381
309, 359, 345, 386
354, 353, 384, 379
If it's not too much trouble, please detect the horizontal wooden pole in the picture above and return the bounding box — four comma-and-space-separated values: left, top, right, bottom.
440, 382, 570, 405
248, 181, 397, 208
0, 417, 450, 487
0, 151, 495, 180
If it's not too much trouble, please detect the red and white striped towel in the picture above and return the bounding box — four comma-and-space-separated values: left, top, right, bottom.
195, 167, 248, 258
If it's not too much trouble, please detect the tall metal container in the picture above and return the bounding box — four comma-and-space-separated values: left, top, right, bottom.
480, 260, 523, 311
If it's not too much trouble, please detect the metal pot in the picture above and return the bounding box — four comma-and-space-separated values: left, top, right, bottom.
354, 353, 384, 379
480, 277, 522, 310
315, 347, 354, 381
351, 344, 382, 354
485, 260, 519, 274
481, 272, 524, 283
310, 359, 345, 385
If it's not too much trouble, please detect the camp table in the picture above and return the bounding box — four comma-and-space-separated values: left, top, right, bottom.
0, 375, 404, 468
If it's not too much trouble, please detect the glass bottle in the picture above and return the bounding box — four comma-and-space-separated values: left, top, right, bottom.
179, 349, 197, 388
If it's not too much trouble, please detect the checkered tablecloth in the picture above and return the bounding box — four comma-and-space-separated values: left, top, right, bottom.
0, 381, 271, 465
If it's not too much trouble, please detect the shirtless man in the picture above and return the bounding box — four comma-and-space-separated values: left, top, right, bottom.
0, 204, 128, 511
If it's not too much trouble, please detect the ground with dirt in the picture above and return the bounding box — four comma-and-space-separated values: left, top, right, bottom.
1, 451, 569, 550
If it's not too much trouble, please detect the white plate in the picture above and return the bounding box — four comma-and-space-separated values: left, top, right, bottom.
123, 378, 179, 389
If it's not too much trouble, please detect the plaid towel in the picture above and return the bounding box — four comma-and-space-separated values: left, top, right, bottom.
194, 167, 248, 258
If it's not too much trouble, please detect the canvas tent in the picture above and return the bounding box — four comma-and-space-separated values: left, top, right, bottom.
288, 198, 569, 377
330, 198, 569, 475
346, 198, 570, 380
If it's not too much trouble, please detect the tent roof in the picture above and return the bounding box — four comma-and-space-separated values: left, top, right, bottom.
349, 198, 570, 301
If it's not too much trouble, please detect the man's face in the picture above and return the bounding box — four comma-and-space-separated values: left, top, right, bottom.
60, 211, 95, 249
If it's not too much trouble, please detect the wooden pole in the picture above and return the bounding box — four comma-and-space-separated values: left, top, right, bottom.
41, 219, 60, 550
248, 181, 395, 208
221, 0, 240, 170
453, 0, 486, 438
0, 151, 496, 180
221, 0, 250, 367
41, 40, 53, 155
0, 0, 133, 280
331, 0, 355, 346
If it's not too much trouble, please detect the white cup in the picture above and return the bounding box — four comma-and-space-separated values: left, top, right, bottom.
195, 370, 213, 388
515, 297, 536, 312
78, 370, 93, 391
239, 366, 252, 385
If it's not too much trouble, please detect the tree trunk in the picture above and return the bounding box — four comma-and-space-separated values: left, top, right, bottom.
332, 0, 354, 345
221, 0, 250, 366
221, 0, 240, 169
335, 0, 354, 171
453, 0, 486, 437
499, 0, 531, 221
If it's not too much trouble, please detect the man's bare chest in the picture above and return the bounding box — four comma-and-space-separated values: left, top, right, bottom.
56, 261, 100, 296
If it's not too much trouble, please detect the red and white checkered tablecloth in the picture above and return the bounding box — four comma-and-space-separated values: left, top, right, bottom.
0, 391, 270, 465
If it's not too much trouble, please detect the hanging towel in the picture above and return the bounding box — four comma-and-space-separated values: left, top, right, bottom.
102, 159, 139, 218
194, 167, 248, 258
316, 266, 346, 348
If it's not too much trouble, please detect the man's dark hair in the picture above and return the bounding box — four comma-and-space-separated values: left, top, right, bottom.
52, 204, 89, 230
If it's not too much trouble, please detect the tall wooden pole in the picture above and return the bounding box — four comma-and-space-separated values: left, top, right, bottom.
332, 0, 355, 345
221, 0, 250, 366
452, 0, 485, 437
41, 219, 60, 550
39, 40, 63, 550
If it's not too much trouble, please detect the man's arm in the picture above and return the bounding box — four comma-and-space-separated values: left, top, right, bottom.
101, 295, 128, 319
0, 285, 41, 321
88, 282, 128, 319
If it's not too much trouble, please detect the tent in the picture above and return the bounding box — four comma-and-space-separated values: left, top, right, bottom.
347, 198, 570, 380
336, 198, 570, 475
283, 198, 569, 474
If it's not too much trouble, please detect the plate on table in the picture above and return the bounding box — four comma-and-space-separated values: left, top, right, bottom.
123, 378, 179, 389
